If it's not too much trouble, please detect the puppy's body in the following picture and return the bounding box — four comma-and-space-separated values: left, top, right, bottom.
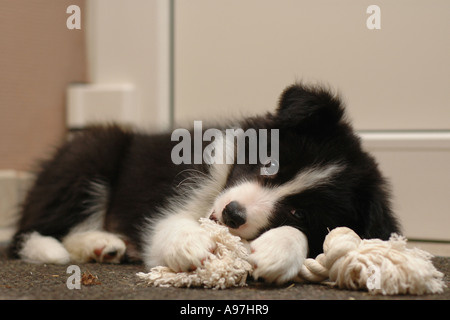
9, 84, 400, 283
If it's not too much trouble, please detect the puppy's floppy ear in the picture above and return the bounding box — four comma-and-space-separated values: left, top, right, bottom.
276, 83, 345, 132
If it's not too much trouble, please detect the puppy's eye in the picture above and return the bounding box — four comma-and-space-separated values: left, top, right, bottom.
290, 209, 306, 219
260, 159, 279, 177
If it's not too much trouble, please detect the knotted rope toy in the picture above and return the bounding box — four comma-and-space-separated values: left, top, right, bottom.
298, 227, 445, 295
137, 218, 252, 290
137, 218, 446, 294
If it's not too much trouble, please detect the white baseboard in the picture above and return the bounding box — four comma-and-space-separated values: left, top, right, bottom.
359, 131, 450, 149
0, 170, 34, 242
359, 131, 450, 241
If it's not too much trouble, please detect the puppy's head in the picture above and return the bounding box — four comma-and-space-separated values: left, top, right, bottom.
209, 83, 399, 257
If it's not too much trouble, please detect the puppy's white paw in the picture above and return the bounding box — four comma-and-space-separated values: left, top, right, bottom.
63, 231, 126, 263
19, 232, 70, 264
144, 214, 216, 272
163, 226, 216, 272
249, 226, 308, 284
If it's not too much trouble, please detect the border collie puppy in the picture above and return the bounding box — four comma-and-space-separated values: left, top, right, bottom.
9, 83, 400, 284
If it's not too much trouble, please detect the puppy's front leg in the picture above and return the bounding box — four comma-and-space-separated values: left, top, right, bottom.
249, 226, 308, 284
143, 213, 216, 272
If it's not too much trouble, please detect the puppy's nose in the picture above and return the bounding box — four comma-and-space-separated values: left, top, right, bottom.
222, 201, 246, 229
